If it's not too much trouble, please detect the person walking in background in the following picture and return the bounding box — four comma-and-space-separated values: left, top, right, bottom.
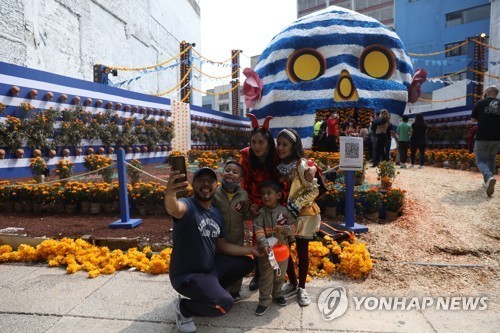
212, 161, 250, 303
326, 111, 340, 152
410, 113, 428, 169
371, 109, 391, 167
359, 122, 370, 160
385, 122, 396, 162
471, 85, 500, 197
253, 179, 296, 316
368, 113, 379, 162
397, 115, 412, 168
275, 128, 321, 307
165, 167, 262, 333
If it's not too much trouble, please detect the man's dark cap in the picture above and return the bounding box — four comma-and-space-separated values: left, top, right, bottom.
193, 167, 218, 182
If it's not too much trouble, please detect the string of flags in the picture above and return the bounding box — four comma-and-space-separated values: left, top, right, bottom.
411, 58, 500, 67
111, 61, 182, 88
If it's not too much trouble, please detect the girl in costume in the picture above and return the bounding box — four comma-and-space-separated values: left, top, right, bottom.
276, 128, 321, 307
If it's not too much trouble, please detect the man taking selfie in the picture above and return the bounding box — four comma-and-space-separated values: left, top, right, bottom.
165, 167, 264, 332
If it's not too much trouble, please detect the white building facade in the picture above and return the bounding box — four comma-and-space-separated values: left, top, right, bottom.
0, 0, 202, 105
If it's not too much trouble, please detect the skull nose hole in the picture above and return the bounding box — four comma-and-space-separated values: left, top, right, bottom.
334, 70, 359, 101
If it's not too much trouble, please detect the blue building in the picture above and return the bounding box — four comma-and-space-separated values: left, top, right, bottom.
395, 0, 491, 98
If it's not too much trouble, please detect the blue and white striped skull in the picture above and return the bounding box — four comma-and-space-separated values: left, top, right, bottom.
244, 6, 415, 147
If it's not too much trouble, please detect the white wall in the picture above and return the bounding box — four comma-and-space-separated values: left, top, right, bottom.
431, 80, 467, 110
404, 80, 467, 115
0, 0, 202, 105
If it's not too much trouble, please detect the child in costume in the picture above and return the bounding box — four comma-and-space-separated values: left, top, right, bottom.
212, 160, 250, 302
253, 179, 296, 316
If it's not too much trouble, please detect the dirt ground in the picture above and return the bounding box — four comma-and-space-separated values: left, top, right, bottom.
1, 163, 499, 297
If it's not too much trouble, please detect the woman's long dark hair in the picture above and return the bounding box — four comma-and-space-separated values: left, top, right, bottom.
249, 128, 276, 175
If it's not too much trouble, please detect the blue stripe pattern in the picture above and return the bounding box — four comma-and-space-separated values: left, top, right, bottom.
250, 6, 414, 147
252, 99, 408, 119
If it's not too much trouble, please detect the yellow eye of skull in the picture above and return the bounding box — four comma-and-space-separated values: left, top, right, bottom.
287, 49, 326, 83
359, 46, 395, 80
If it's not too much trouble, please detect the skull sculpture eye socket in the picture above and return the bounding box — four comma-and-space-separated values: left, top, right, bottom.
359, 45, 395, 80
287, 48, 326, 83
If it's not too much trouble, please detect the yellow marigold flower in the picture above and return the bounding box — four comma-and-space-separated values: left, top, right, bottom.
0, 245, 13, 254
88, 269, 101, 278
324, 261, 335, 274
100, 264, 116, 275
66, 263, 81, 274
148, 259, 168, 274
48, 259, 60, 267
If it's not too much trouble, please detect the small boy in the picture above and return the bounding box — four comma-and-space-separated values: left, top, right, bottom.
397, 115, 412, 168
212, 160, 250, 302
253, 179, 296, 316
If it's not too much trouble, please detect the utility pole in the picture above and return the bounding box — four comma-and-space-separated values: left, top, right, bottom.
231, 50, 241, 116
180, 41, 195, 104
466, 33, 487, 108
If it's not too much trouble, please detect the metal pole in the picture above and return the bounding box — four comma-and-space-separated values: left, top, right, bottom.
344, 170, 367, 233
109, 149, 142, 229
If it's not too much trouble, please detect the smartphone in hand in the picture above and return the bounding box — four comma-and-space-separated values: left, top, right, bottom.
170, 155, 187, 183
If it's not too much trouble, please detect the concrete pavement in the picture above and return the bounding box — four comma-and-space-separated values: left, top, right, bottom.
0, 263, 497, 333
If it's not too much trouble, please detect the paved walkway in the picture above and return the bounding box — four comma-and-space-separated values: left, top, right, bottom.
0, 263, 497, 332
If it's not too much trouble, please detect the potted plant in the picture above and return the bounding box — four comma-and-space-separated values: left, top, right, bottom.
30, 157, 48, 183
62, 181, 87, 214
83, 154, 114, 183
358, 187, 381, 220
53, 160, 74, 183
321, 183, 343, 218
22, 108, 59, 152
126, 158, 143, 184
128, 182, 155, 215
186, 150, 203, 163
384, 188, 406, 221
2, 116, 25, 154
0, 181, 13, 212
376, 160, 396, 189
0, 102, 6, 115
88, 183, 115, 214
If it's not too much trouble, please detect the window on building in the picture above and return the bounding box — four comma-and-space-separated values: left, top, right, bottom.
298, 0, 327, 12
202, 104, 212, 109
445, 41, 467, 57
443, 72, 467, 86
446, 4, 490, 27
219, 104, 229, 112
219, 92, 229, 100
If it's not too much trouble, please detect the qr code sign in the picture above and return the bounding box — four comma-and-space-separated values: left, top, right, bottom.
345, 142, 360, 159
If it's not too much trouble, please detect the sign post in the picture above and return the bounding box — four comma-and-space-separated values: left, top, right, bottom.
339, 136, 368, 233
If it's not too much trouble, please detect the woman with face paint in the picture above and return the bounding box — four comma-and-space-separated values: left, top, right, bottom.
239, 114, 279, 291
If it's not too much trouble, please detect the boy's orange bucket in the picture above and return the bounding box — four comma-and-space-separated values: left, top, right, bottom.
272, 244, 289, 262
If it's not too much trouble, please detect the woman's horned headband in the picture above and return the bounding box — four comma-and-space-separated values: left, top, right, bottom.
246, 113, 273, 131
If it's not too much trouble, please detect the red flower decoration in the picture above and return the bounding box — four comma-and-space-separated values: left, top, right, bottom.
243, 68, 263, 108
